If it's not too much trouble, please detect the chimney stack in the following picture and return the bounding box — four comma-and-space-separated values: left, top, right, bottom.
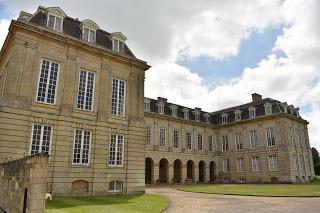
252, 93, 262, 102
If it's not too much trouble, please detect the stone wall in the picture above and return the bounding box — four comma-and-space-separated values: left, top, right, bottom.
0, 153, 48, 213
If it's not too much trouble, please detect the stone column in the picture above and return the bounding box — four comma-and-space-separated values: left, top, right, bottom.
195, 165, 199, 183
182, 163, 187, 184
169, 164, 174, 184
154, 163, 159, 183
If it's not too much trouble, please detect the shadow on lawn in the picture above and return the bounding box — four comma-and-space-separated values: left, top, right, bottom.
46, 194, 144, 209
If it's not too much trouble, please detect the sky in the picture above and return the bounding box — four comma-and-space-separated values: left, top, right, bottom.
0, 0, 319, 150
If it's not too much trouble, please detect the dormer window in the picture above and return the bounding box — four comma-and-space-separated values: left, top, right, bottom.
82, 27, 96, 43
113, 39, 125, 53
182, 108, 189, 120
144, 99, 151, 111
249, 106, 256, 119
47, 14, 63, 32
170, 105, 178, 117
158, 104, 164, 114
221, 113, 228, 124
193, 108, 201, 122
264, 102, 272, 115
81, 19, 99, 43
204, 113, 211, 123
234, 110, 241, 121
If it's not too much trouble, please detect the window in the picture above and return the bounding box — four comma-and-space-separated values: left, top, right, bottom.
249, 107, 256, 119
235, 132, 243, 150
221, 135, 229, 151
183, 110, 189, 119
264, 103, 272, 115
145, 126, 152, 145
266, 127, 276, 147
159, 128, 166, 146
113, 38, 125, 53
237, 158, 244, 172
82, 27, 96, 43
36, 59, 59, 104
249, 130, 258, 148
239, 178, 245, 183
268, 155, 277, 171
172, 108, 177, 117
208, 136, 213, 151
186, 132, 192, 150
252, 156, 260, 172
109, 180, 123, 192
173, 129, 179, 148
77, 70, 95, 111
197, 134, 203, 150
204, 113, 210, 123
223, 159, 229, 172
109, 134, 124, 166
30, 124, 52, 155
73, 129, 91, 165
111, 78, 126, 117
158, 104, 164, 114
195, 114, 200, 122
235, 111, 241, 121
144, 101, 150, 111
47, 14, 62, 32
221, 114, 228, 124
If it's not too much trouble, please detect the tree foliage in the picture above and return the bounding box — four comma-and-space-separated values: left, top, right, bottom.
312, 147, 320, 175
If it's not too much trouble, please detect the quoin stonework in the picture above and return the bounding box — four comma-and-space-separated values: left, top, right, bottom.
0, 6, 315, 195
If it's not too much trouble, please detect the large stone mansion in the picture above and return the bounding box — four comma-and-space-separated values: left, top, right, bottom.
0, 6, 315, 195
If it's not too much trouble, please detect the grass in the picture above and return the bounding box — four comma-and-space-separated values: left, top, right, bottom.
46, 194, 168, 213
178, 176, 320, 197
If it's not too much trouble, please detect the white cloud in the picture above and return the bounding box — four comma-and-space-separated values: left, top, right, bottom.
0, 19, 10, 49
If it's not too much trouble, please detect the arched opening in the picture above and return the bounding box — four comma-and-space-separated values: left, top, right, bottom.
71, 180, 89, 193
159, 158, 169, 183
199, 161, 206, 183
173, 159, 182, 183
209, 161, 216, 183
187, 160, 195, 183
145, 157, 154, 184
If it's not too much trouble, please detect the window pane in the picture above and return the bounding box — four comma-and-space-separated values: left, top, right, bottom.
55, 17, 62, 31
73, 130, 82, 164
31, 125, 42, 154
83, 28, 89, 41
48, 15, 55, 29
109, 134, 117, 165
77, 70, 87, 109
37, 60, 50, 102
89, 30, 96, 43
111, 79, 118, 115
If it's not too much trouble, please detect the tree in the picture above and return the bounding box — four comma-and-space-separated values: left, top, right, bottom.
312, 147, 320, 175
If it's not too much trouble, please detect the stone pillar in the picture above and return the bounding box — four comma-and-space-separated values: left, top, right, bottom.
195, 165, 199, 183
154, 163, 159, 183
182, 163, 187, 184
169, 164, 174, 184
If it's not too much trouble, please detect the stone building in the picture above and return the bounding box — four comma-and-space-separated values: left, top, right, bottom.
0, 6, 315, 195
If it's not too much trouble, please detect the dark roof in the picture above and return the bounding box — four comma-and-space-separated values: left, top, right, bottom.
145, 97, 301, 125
27, 8, 135, 58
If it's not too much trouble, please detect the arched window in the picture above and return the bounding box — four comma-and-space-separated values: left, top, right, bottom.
109, 180, 123, 192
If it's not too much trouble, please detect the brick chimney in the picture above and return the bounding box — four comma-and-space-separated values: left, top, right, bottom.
252, 93, 262, 102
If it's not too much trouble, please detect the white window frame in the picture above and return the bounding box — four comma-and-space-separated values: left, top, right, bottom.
235, 132, 243, 150
266, 127, 276, 147
234, 110, 241, 121
252, 156, 260, 172
112, 38, 125, 53
108, 133, 124, 167
221, 135, 229, 151
29, 124, 52, 155
145, 126, 152, 145
184, 111, 189, 120
223, 159, 229, 172
108, 180, 123, 192
76, 69, 95, 111
173, 129, 180, 148
111, 78, 126, 117
144, 100, 150, 112
197, 134, 203, 150
249, 130, 258, 149
82, 27, 96, 43
249, 107, 256, 119
158, 104, 164, 114
268, 155, 277, 171
47, 13, 63, 32
237, 158, 244, 172
186, 131, 192, 150
221, 114, 228, 124
195, 113, 200, 122
172, 108, 177, 117
159, 127, 167, 147
36, 59, 60, 105
72, 129, 91, 166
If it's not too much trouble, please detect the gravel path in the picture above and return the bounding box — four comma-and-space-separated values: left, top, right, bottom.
146, 186, 320, 213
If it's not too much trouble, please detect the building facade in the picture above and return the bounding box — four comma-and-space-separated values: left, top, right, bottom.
0, 7, 315, 196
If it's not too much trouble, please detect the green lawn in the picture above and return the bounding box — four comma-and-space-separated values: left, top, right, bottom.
178, 176, 320, 197
46, 194, 168, 213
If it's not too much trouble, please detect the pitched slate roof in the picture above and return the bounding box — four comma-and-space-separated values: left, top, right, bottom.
145, 95, 302, 125
21, 6, 135, 58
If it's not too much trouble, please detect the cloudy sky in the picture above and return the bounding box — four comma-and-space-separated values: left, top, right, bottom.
0, 0, 319, 149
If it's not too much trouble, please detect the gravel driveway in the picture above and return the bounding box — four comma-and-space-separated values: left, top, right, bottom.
146, 186, 320, 213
